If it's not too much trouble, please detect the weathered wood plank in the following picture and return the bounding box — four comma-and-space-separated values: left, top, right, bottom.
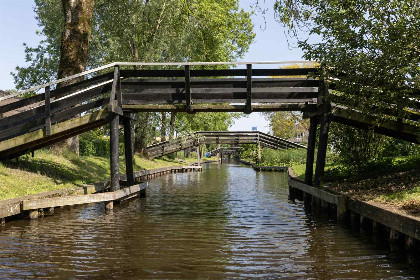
51, 83, 110, 113
253, 166, 287, 172
44, 86, 51, 136
123, 103, 317, 112
0, 202, 21, 219
120, 68, 318, 79
51, 98, 109, 123
121, 78, 320, 89
347, 199, 420, 240
0, 109, 109, 153
245, 64, 252, 113
288, 177, 339, 205
332, 106, 420, 144
22, 184, 145, 210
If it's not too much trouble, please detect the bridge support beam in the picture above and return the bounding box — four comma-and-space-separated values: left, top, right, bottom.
313, 113, 330, 187
305, 116, 318, 185
123, 112, 134, 186
110, 113, 120, 192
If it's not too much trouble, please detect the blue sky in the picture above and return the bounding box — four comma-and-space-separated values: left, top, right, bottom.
0, 0, 306, 133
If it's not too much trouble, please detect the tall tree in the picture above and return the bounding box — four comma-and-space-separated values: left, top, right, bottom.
274, 0, 420, 117
13, 0, 255, 154
56, 0, 95, 154
265, 112, 308, 140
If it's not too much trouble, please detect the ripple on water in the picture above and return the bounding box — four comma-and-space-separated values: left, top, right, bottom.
0, 163, 419, 279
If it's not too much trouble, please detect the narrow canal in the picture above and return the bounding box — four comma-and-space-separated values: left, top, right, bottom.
0, 163, 419, 279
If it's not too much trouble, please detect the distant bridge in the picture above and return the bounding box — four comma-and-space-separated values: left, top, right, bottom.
145, 131, 305, 158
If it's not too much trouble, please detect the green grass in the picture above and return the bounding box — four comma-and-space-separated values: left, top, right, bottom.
0, 150, 182, 201
379, 186, 420, 203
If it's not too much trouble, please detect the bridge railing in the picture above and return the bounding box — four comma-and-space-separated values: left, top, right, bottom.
0, 71, 114, 142
0, 61, 319, 157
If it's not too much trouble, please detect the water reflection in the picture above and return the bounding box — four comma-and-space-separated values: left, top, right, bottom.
0, 163, 418, 279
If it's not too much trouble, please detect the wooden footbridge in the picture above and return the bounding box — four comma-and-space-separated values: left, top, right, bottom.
0, 61, 418, 196
145, 131, 305, 158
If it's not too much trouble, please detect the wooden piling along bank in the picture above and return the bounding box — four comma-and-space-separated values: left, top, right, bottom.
0, 165, 202, 222
287, 168, 420, 251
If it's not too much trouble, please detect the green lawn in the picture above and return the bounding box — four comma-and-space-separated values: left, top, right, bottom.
0, 150, 182, 201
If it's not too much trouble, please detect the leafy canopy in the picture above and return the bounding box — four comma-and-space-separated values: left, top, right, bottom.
274, 0, 420, 118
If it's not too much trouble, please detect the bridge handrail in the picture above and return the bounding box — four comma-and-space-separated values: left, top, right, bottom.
0, 61, 316, 102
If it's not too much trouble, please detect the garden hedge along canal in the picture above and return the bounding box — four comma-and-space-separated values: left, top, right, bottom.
0, 163, 419, 279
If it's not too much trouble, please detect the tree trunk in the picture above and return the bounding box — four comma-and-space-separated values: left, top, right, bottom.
54, 0, 95, 155
169, 112, 176, 140
161, 112, 167, 141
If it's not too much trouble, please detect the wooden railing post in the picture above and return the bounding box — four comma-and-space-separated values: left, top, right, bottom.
245, 64, 252, 114
110, 65, 121, 193
44, 86, 51, 136
185, 65, 192, 113
304, 116, 318, 185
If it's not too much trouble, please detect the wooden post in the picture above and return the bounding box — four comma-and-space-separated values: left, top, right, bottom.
337, 196, 348, 224
288, 186, 296, 202
185, 65, 192, 113
360, 215, 372, 236
110, 113, 120, 192
217, 143, 221, 161
245, 64, 252, 113
44, 86, 51, 136
313, 113, 330, 187
110, 65, 121, 193
105, 201, 113, 210
304, 116, 318, 185
405, 236, 418, 251
313, 80, 330, 188
28, 210, 39, 220
45, 207, 55, 216
123, 112, 134, 186
196, 146, 200, 166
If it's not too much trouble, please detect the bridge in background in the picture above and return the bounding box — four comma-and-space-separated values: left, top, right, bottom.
0, 62, 418, 195
145, 131, 305, 158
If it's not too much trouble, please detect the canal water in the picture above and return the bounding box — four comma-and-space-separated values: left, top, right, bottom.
0, 163, 419, 279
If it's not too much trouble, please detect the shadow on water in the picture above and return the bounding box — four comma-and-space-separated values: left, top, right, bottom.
0, 162, 419, 279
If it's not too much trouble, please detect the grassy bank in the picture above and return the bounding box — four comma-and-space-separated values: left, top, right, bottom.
252, 147, 420, 216
0, 150, 182, 201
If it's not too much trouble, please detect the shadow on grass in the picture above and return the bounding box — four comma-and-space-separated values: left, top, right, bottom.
3, 153, 112, 187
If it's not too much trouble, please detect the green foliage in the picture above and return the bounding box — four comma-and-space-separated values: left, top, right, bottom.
260, 148, 307, 166
79, 129, 125, 157
13, 0, 255, 89
175, 112, 242, 133
329, 123, 420, 173
263, 112, 308, 140
324, 155, 420, 182
328, 123, 387, 172
239, 144, 259, 162
12, 0, 255, 152
274, 0, 420, 119
381, 139, 420, 157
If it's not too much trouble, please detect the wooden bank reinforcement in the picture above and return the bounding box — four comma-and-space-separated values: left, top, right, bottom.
0, 165, 202, 223
287, 168, 420, 252
239, 159, 287, 172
